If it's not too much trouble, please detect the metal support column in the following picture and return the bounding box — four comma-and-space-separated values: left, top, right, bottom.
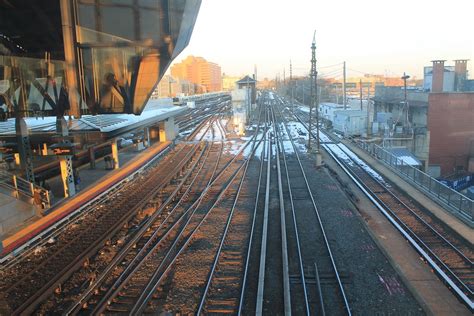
89, 147, 96, 169
59, 156, 76, 198
15, 118, 35, 183
144, 127, 151, 147
111, 139, 120, 169
60, 0, 81, 118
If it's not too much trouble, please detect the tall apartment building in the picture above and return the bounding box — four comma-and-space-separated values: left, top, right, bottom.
171, 56, 222, 92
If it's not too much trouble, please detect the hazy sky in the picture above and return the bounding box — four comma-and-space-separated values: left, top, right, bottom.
176, 0, 474, 80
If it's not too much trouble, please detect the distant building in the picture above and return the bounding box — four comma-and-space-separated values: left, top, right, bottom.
257, 78, 275, 90
222, 74, 242, 91
171, 56, 222, 93
153, 75, 180, 98
423, 60, 469, 92
151, 75, 196, 98
326, 74, 418, 102
236, 75, 257, 104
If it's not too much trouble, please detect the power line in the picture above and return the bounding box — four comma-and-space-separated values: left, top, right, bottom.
319, 62, 344, 69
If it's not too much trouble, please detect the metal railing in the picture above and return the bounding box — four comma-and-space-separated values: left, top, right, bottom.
357, 142, 473, 225
0, 169, 50, 209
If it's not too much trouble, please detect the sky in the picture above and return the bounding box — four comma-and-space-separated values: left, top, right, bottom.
175, 0, 474, 80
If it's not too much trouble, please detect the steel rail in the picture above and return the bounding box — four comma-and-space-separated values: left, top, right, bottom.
270, 106, 292, 316
256, 108, 272, 316
238, 102, 267, 316
323, 141, 474, 311
333, 143, 474, 299
272, 105, 311, 315
276, 102, 352, 315
132, 135, 267, 315
0, 144, 173, 267
335, 143, 473, 267
9, 144, 200, 315
91, 141, 227, 315
295, 109, 471, 265
197, 104, 267, 315
196, 123, 267, 314
94, 122, 263, 314
289, 104, 474, 310
64, 142, 211, 315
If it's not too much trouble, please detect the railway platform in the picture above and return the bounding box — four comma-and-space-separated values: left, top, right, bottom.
0, 140, 171, 258
343, 139, 473, 244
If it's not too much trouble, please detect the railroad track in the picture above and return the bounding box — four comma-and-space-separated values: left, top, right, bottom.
0, 143, 199, 314
197, 107, 268, 315
272, 103, 351, 315
0, 102, 231, 314
62, 140, 215, 314
65, 114, 264, 314
287, 101, 474, 311
81, 142, 225, 314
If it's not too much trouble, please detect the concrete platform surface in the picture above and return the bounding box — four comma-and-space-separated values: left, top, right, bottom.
0, 190, 39, 239
1, 141, 171, 256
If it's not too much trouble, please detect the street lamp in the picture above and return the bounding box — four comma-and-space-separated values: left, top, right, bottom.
401, 72, 410, 132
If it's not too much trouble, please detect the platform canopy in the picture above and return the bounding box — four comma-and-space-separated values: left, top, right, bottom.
0, 0, 201, 116
0, 100, 185, 140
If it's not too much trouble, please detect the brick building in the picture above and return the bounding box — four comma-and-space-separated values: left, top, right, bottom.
427, 93, 474, 176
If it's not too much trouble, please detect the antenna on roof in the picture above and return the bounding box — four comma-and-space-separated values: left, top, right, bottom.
312, 30, 316, 45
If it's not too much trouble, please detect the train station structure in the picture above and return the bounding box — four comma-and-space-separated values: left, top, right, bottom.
0, 0, 202, 249
0, 2, 472, 315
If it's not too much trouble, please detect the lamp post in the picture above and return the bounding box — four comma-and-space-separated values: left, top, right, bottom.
402, 72, 410, 131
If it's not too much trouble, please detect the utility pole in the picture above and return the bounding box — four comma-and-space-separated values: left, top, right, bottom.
290, 59, 294, 110
402, 72, 410, 131
359, 79, 363, 111
308, 38, 314, 149
343, 61, 347, 109
283, 68, 286, 88
302, 81, 305, 105
367, 85, 371, 137
312, 32, 321, 166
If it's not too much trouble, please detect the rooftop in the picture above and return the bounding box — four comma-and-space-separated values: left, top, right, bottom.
0, 99, 185, 140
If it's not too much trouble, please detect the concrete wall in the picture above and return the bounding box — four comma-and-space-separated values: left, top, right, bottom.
428, 93, 474, 176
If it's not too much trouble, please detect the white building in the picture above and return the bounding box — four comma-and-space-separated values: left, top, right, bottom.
333, 110, 368, 136
319, 102, 345, 124
423, 65, 456, 92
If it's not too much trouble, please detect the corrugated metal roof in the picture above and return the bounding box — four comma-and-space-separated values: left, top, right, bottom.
386, 147, 422, 166
0, 104, 185, 137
